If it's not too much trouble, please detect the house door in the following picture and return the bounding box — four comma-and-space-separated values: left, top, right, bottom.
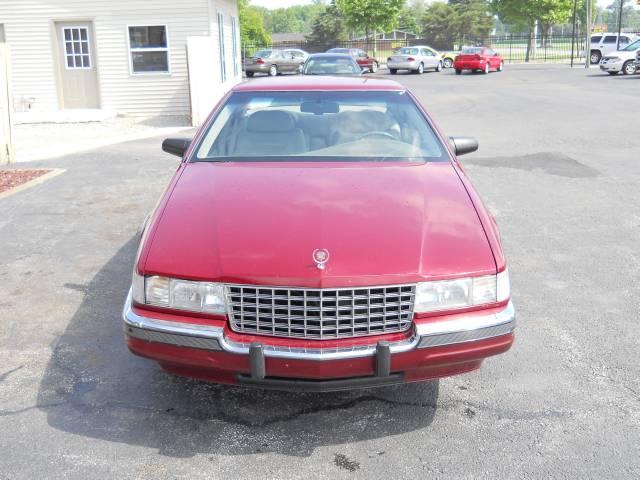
55, 22, 99, 109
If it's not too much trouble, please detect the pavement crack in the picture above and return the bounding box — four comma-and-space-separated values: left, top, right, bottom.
0, 365, 24, 383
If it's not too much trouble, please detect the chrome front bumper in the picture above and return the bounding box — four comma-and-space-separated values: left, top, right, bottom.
123, 290, 515, 361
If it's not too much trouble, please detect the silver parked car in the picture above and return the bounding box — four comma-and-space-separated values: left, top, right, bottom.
387, 46, 443, 75
244, 49, 307, 77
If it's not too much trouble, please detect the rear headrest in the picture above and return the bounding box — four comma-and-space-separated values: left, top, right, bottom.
247, 110, 296, 132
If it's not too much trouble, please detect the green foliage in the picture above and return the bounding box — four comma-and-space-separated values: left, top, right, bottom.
260, 2, 328, 34
336, 0, 406, 36
306, 1, 349, 44
420, 1, 493, 49
490, 0, 574, 29
239, 0, 271, 45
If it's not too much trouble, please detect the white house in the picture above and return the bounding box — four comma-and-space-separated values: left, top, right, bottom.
0, 0, 241, 124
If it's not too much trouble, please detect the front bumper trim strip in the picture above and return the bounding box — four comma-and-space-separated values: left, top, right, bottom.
123, 290, 515, 361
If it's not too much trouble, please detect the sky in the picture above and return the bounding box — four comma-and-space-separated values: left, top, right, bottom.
251, 0, 616, 9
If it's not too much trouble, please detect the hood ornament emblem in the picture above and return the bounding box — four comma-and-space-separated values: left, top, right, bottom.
312, 249, 330, 270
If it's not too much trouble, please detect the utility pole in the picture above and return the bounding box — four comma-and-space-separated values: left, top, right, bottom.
616, 0, 624, 50
570, 0, 578, 67
585, 0, 592, 68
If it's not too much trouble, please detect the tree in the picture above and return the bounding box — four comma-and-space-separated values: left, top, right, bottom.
419, 1, 493, 50
239, 0, 271, 46
306, 1, 348, 47
490, 0, 573, 60
336, 0, 406, 50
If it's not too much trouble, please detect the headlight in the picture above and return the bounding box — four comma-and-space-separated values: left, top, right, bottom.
414, 270, 510, 313
132, 272, 226, 314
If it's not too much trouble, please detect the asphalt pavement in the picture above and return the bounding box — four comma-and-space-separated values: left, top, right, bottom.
0, 64, 638, 479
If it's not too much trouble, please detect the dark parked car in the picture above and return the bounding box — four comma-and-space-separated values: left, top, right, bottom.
326, 48, 379, 73
244, 49, 305, 77
302, 53, 362, 76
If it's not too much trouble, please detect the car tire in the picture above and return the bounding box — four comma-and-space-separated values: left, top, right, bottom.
483, 63, 490, 74
590, 50, 601, 65
622, 60, 636, 75
371, 62, 378, 73
246, 71, 254, 78
389, 68, 397, 75
435, 61, 443, 72
269, 64, 278, 76
498, 61, 504, 72
443, 58, 453, 69
455, 69, 462, 75
416, 63, 424, 74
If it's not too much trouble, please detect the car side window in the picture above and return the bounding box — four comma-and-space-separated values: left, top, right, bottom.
620, 36, 630, 45
486, 49, 494, 56
604, 36, 617, 44
423, 49, 434, 56
591, 35, 602, 43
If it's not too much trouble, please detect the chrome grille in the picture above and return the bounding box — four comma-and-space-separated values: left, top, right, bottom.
226, 285, 415, 340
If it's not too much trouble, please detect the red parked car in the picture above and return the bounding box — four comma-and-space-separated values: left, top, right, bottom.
454, 46, 504, 75
327, 48, 379, 73
123, 76, 515, 392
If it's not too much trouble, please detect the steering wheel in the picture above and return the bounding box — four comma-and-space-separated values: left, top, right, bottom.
357, 131, 396, 140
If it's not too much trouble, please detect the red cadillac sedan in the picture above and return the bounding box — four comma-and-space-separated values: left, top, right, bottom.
123, 76, 515, 392
454, 46, 504, 75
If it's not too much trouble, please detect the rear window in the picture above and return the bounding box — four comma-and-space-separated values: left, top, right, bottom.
396, 47, 420, 55
303, 56, 360, 75
462, 47, 483, 54
254, 50, 272, 58
194, 91, 447, 162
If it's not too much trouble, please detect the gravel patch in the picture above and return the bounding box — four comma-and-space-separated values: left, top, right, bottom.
0, 169, 50, 194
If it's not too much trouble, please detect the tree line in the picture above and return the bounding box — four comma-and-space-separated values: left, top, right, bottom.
240, 0, 640, 48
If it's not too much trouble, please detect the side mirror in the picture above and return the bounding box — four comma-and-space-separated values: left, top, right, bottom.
449, 137, 479, 156
162, 138, 191, 157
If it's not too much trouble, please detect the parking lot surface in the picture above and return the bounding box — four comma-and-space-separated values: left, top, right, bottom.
1, 65, 638, 479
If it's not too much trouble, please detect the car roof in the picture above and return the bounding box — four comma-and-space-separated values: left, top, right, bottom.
308, 53, 354, 58
398, 45, 433, 49
233, 76, 406, 92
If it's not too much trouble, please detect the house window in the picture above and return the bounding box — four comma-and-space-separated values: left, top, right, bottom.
231, 16, 238, 77
63, 27, 91, 69
128, 25, 169, 74
217, 13, 226, 82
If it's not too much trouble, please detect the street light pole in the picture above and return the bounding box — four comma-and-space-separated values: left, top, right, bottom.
570, 0, 578, 67
585, 0, 591, 68
616, 0, 624, 50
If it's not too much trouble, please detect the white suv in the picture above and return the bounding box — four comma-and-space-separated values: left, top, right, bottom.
590, 33, 638, 64
599, 38, 640, 75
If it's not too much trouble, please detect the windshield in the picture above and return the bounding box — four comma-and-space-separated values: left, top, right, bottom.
462, 47, 484, 54
622, 39, 640, 51
194, 91, 446, 162
303, 56, 360, 75
396, 48, 420, 55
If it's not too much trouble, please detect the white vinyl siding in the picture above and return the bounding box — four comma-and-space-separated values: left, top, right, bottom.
0, 0, 214, 117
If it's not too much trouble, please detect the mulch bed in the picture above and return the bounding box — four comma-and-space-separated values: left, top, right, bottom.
0, 169, 51, 194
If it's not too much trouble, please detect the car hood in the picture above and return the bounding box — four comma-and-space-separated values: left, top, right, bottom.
607, 50, 638, 59
143, 161, 496, 288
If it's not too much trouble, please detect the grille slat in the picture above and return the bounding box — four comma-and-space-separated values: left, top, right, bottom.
226, 285, 415, 340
